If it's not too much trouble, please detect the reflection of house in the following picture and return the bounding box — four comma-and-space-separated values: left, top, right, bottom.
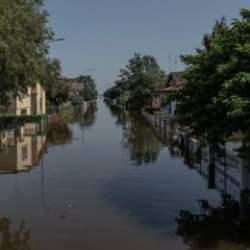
0, 124, 46, 173
3, 83, 46, 116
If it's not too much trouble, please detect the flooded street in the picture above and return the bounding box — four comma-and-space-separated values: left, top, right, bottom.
0, 100, 249, 250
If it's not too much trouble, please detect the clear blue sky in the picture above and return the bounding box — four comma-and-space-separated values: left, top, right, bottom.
46, 0, 250, 92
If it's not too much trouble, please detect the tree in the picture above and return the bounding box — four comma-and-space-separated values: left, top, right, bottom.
77, 75, 98, 101
219, 9, 250, 140
115, 53, 166, 109
45, 59, 71, 106
103, 86, 121, 100
0, 0, 54, 105
177, 9, 250, 144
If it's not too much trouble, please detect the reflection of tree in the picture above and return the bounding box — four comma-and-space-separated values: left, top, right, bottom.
107, 105, 123, 126
117, 112, 162, 166
0, 218, 31, 250
176, 194, 250, 250
47, 121, 73, 146
78, 102, 97, 130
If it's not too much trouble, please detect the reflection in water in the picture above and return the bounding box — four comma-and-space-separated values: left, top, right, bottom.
78, 102, 97, 132
0, 102, 250, 250
106, 107, 250, 249
0, 122, 46, 174
0, 103, 98, 174
0, 218, 30, 250
159, 119, 250, 249
176, 194, 250, 250
110, 107, 162, 166
47, 118, 73, 146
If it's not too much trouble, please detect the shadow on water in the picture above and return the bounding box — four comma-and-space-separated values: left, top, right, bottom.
176, 194, 250, 250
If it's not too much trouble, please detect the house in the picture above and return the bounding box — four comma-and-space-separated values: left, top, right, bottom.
145, 93, 162, 111
160, 72, 187, 116
147, 72, 187, 114
2, 83, 46, 116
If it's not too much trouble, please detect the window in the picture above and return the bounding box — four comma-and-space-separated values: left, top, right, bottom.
40, 97, 43, 113
22, 145, 28, 161
21, 109, 27, 115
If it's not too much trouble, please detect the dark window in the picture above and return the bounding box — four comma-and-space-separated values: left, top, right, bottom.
21, 109, 27, 115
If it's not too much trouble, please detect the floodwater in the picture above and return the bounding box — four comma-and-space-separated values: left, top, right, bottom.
0, 100, 249, 250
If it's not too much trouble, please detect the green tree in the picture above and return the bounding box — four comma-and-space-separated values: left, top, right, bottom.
45, 59, 71, 106
0, 0, 54, 105
77, 75, 98, 101
177, 9, 250, 144
103, 86, 121, 100
116, 53, 166, 110
219, 9, 250, 140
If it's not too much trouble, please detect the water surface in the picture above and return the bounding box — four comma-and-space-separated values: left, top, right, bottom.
0, 100, 249, 250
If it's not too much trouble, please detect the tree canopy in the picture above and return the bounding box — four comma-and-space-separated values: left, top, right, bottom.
0, 0, 55, 104
107, 53, 166, 109
177, 9, 250, 143
77, 75, 98, 101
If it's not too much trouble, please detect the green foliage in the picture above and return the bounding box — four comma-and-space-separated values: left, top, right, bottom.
110, 53, 166, 109
45, 59, 71, 106
77, 75, 98, 101
0, 0, 54, 104
177, 9, 250, 142
161, 94, 174, 106
103, 86, 121, 100
47, 118, 73, 146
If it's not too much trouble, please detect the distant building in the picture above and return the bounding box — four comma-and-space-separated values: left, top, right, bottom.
68, 81, 85, 99
2, 83, 46, 116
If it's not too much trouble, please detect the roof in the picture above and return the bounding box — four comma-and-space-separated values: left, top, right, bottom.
166, 72, 186, 87
155, 72, 187, 93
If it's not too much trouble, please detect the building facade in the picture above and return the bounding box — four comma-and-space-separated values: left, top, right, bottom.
5, 83, 46, 116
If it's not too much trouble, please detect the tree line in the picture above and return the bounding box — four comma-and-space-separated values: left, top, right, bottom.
105, 8, 250, 146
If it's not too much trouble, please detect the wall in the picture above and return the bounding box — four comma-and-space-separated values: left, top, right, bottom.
15, 87, 32, 115
32, 83, 46, 115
